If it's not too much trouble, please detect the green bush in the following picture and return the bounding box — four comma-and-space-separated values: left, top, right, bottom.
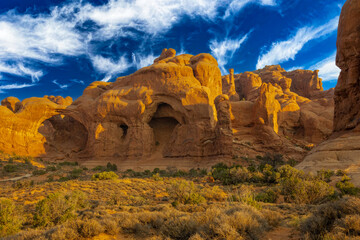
32, 169, 47, 175
167, 180, 206, 205
46, 166, 57, 172
280, 169, 334, 204
336, 175, 360, 196
317, 170, 334, 183
91, 171, 119, 181
106, 162, 117, 171
33, 191, 88, 227
92, 165, 106, 171
59, 161, 78, 166
255, 189, 279, 203
3, 164, 17, 173
69, 168, 83, 179
0, 198, 23, 237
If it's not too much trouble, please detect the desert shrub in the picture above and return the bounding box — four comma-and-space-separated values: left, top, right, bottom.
68, 168, 83, 179
336, 175, 360, 196
12, 180, 34, 189
228, 185, 261, 209
32, 169, 47, 176
278, 165, 334, 204
281, 176, 334, 204
75, 219, 104, 238
59, 161, 78, 166
317, 170, 334, 183
3, 164, 17, 173
47, 225, 78, 240
210, 163, 232, 184
336, 169, 347, 176
262, 164, 280, 183
101, 218, 119, 235
91, 171, 119, 181
92, 165, 106, 171
200, 186, 227, 201
160, 215, 197, 240
278, 165, 304, 179
106, 162, 117, 171
261, 153, 284, 167
0, 198, 23, 237
152, 173, 163, 181
167, 180, 206, 205
255, 189, 279, 203
46, 166, 57, 172
194, 206, 269, 239
33, 191, 88, 227
301, 197, 360, 239
229, 167, 251, 183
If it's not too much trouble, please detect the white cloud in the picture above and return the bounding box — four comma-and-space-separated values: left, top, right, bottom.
0, 0, 278, 83
0, 63, 43, 82
224, 0, 277, 18
80, 0, 220, 40
0, 9, 84, 63
70, 79, 85, 85
209, 34, 249, 74
90, 55, 132, 75
0, 83, 34, 93
286, 66, 304, 72
99, 75, 112, 82
310, 52, 339, 82
52, 80, 69, 89
132, 53, 156, 69
256, 17, 339, 69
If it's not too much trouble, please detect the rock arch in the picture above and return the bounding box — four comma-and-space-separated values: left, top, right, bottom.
38, 115, 88, 158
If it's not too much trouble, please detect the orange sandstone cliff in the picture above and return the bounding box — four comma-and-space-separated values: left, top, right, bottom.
297, 0, 360, 185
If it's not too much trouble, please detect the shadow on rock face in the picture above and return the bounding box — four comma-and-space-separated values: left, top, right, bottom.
38, 115, 88, 158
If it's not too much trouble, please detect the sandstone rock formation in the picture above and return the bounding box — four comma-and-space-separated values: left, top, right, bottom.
297, 0, 360, 185
0, 47, 337, 168
0, 49, 233, 163
0, 96, 73, 156
228, 65, 334, 144
222, 69, 240, 101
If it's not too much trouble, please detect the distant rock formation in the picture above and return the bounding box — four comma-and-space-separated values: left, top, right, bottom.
226, 65, 334, 146
297, 0, 360, 185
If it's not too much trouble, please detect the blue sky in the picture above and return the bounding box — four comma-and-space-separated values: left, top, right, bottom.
0, 0, 345, 100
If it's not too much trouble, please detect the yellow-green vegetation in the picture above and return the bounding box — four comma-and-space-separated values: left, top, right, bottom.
0, 152, 359, 239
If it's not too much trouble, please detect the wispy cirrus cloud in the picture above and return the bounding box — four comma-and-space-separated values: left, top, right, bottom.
132, 53, 156, 70
310, 52, 339, 82
52, 80, 69, 89
99, 75, 112, 82
0, 63, 43, 82
90, 55, 132, 75
256, 17, 339, 69
79, 0, 220, 40
0, 83, 34, 93
209, 33, 249, 74
224, 0, 277, 18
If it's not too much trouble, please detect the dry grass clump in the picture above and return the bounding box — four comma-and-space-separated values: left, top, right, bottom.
301, 197, 360, 239
0, 198, 23, 237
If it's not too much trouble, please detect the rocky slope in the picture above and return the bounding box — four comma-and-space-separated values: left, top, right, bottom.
297, 0, 360, 185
